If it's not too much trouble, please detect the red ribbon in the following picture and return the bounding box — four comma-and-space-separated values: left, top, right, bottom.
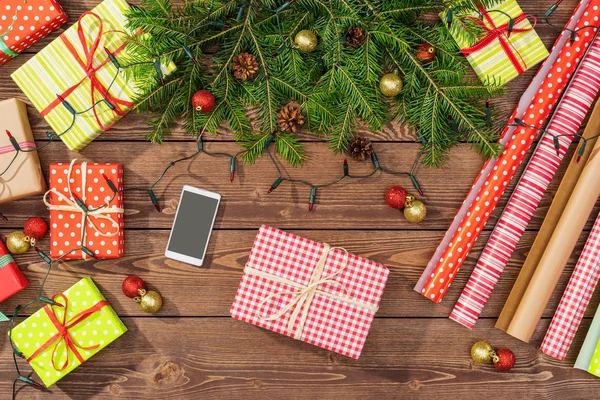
26, 293, 109, 372
40, 12, 134, 132
460, 6, 536, 75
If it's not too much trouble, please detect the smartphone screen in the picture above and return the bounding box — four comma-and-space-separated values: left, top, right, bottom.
167, 190, 219, 260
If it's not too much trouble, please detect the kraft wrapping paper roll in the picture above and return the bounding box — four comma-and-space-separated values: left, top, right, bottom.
497, 111, 600, 332
504, 136, 600, 342
414, 1, 591, 296
415, 0, 600, 303
449, 34, 600, 329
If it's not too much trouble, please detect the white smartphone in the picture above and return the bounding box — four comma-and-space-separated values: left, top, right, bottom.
165, 185, 221, 266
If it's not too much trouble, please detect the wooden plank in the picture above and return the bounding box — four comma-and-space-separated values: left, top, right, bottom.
0, 318, 597, 399
1, 229, 597, 319
1, 142, 597, 230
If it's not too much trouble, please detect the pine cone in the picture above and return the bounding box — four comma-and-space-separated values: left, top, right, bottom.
347, 135, 373, 161
232, 52, 259, 81
345, 27, 365, 49
277, 102, 304, 133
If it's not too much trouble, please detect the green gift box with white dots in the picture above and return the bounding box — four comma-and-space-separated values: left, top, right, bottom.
9, 276, 127, 387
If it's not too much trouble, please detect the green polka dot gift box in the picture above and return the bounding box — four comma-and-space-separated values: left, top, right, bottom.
9, 276, 127, 387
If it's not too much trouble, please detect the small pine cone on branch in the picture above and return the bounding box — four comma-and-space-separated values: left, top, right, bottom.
277, 102, 304, 133
347, 135, 373, 161
345, 27, 365, 48
232, 52, 259, 81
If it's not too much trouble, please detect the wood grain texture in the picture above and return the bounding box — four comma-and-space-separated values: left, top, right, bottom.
1, 0, 600, 398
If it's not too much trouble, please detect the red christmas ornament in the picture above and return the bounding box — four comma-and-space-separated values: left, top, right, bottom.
493, 348, 516, 372
385, 186, 408, 209
192, 90, 216, 114
122, 275, 145, 298
24, 217, 48, 241
416, 43, 436, 64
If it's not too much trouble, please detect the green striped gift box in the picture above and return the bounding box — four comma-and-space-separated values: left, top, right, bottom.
442, 0, 549, 86
11, 0, 175, 151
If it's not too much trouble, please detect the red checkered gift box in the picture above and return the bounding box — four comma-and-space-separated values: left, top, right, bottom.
230, 226, 389, 359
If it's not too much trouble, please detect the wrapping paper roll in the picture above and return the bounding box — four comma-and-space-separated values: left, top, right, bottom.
575, 304, 600, 375
504, 135, 600, 342
449, 36, 600, 329
415, 0, 600, 303
541, 211, 600, 360
497, 114, 600, 332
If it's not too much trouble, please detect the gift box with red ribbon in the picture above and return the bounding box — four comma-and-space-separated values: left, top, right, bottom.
442, 0, 549, 85
0, 0, 68, 66
46, 160, 124, 260
0, 240, 29, 302
230, 226, 389, 359
9, 276, 127, 387
10, 0, 175, 151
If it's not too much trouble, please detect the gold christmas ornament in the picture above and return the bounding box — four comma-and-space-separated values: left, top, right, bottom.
404, 199, 427, 224
294, 30, 318, 52
135, 289, 163, 314
380, 72, 403, 97
471, 341, 495, 364
7, 231, 30, 255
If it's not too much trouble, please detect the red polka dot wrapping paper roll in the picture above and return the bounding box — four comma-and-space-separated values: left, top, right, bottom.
0, 0, 68, 66
230, 225, 389, 359
414, 0, 600, 304
47, 161, 124, 260
449, 34, 600, 329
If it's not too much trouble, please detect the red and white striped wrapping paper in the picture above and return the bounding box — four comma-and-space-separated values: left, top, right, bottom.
449, 34, 600, 329
415, 0, 600, 303
540, 211, 600, 359
230, 226, 389, 359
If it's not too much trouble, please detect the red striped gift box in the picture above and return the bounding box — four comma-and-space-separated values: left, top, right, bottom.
449, 33, 600, 329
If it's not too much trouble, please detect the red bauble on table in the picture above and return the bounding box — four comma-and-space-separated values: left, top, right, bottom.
192, 90, 216, 114
385, 186, 408, 209
122, 275, 145, 298
24, 217, 48, 241
493, 348, 516, 372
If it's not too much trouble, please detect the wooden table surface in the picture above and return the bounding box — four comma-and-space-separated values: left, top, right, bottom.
2, 0, 600, 398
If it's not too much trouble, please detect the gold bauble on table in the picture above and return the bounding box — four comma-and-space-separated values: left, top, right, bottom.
471, 341, 495, 364
6, 231, 30, 255
135, 289, 163, 313
379, 72, 403, 97
294, 29, 318, 53
404, 199, 427, 224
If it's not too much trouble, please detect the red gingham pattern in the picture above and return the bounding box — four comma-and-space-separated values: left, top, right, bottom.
449, 34, 600, 329
230, 225, 389, 359
540, 211, 600, 360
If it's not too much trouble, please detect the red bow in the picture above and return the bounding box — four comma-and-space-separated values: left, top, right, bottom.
40, 12, 134, 132
460, 7, 536, 76
26, 293, 109, 372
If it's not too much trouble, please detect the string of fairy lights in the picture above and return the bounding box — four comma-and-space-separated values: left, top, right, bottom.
4, 0, 600, 397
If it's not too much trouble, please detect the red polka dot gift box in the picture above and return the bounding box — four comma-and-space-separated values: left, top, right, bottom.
230, 226, 389, 359
0, 0, 68, 66
46, 160, 124, 260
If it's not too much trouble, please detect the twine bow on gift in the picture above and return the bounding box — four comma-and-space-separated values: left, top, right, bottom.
244, 244, 379, 340
39, 11, 134, 132
43, 159, 124, 259
460, 6, 536, 76
25, 293, 109, 371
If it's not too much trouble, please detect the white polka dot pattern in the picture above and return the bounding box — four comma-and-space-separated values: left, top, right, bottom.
451, 35, 600, 329
48, 162, 124, 259
418, 0, 600, 304
0, 0, 68, 66
8, 277, 127, 387
230, 226, 389, 359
